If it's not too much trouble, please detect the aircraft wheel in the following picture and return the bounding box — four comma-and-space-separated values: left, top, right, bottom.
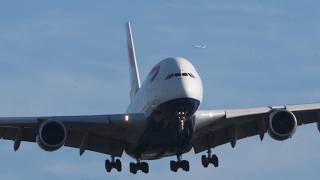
141, 162, 149, 174
201, 155, 209, 168
170, 161, 178, 172
181, 160, 189, 172
105, 160, 112, 172
212, 155, 219, 167
130, 163, 137, 174
115, 159, 122, 172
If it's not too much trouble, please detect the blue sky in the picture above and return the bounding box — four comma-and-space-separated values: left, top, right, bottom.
0, 0, 320, 179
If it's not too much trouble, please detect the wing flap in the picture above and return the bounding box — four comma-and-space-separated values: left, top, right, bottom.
64, 130, 125, 156
192, 119, 266, 153
0, 127, 36, 142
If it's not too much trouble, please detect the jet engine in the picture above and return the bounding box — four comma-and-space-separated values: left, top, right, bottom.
268, 109, 297, 141
37, 120, 67, 151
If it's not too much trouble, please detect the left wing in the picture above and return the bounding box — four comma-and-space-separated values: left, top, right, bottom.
0, 113, 146, 156
192, 103, 320, 153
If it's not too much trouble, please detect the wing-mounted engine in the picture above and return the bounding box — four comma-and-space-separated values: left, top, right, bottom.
268, 109, 297, 141
36, 120, 67, 151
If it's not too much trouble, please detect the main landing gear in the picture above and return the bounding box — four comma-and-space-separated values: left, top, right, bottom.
170, 154, 190, 172
201, 149, 219, 168
105, 156, 122, 172
129, 159, 149, 174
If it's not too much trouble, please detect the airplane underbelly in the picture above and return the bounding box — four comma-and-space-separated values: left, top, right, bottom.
138, 130, 193, 160
126, 97, 200, 160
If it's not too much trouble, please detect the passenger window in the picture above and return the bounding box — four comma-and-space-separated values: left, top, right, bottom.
182, 73, 188, 76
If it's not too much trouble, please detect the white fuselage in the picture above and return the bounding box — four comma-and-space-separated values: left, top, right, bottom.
125, 57, 204, 159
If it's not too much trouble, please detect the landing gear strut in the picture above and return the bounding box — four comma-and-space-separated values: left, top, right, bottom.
201, 149, 218, 168
177, 111, 186, 134
105, 156, 122, 172
170, 154, 190, 172
129, 159, 149, 174
176, 111, 191, 141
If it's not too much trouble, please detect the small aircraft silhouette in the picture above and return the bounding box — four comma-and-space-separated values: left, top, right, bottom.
193, 44, 207, 49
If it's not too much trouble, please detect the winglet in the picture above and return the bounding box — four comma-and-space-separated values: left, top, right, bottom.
126, 22, 141, 101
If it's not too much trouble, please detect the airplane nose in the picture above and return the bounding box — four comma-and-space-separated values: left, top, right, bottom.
158, 57, 203, 104
179, 76, 203, 102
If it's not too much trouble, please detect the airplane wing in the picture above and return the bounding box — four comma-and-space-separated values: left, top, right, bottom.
192, 103, 320, 153
0, 113, 146, 156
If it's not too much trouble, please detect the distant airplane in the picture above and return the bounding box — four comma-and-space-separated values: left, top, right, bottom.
1, 22, 320, 174
193, 44, 207, 49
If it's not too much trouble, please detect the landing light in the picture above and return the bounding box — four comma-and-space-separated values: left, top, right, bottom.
125, 115, 129, 122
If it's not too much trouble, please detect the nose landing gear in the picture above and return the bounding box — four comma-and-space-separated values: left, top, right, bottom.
105, 156, 122, 172
169, 112, 191, 172
177, 111, 191, 139
177, 111, 186, 133
170, 154, 190, 172
201, 149, 219, 168
129, 159, 149, 174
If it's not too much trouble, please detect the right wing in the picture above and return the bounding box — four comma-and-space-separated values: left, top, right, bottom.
192, 103, 320, 153
0, 113, 146, 156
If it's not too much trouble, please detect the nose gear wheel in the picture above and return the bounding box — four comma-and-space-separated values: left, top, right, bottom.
129, 159, 149, 174
105, 156, 122, 172
170, 154, 190, 172
201, 149, 219, 168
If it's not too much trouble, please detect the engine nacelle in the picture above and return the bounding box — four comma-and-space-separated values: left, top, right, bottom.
37, 120, 67, 151
268, 109, 297, 141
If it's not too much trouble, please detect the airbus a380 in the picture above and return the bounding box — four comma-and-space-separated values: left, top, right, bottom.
1, 22, 320, 174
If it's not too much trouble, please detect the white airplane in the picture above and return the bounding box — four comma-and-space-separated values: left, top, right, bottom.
1, 22, 320, 174
193, 44, 207, 49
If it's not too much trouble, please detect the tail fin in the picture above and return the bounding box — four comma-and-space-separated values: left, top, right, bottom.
126, 22, 141, 101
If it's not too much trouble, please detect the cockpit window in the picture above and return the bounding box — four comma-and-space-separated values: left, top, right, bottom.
165, 72, 196, 80
188, 73, 195, 78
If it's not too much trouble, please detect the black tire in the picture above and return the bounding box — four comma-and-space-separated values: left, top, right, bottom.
115, 159, 122, 172
181, 160, 189, 172
170, 161, 177, 172
212, 155, 219, 167
130, 163, 137, 174
105, 160, 112, 172
141, 162, 149, 174
201, 155, 209, 168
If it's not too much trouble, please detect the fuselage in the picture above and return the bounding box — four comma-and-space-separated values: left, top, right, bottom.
125, 57, 203, 160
